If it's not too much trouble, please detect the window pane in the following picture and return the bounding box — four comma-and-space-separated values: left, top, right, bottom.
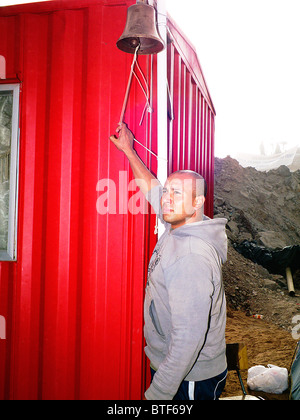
0, 90, 13, 251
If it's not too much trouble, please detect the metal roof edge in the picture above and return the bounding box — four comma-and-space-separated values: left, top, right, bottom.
167, 14, 216, 116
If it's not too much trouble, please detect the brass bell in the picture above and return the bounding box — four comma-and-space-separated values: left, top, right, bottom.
117, 2, 165, 55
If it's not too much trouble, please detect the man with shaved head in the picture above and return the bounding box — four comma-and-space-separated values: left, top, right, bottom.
110, 123, 228, 400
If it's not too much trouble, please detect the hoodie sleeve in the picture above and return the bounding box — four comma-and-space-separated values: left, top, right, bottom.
145, 253, 214, 400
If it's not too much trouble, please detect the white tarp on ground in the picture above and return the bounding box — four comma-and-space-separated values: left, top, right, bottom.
233, 147, 300, 172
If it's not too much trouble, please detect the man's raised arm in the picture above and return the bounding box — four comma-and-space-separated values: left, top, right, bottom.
110, 123, 160, 195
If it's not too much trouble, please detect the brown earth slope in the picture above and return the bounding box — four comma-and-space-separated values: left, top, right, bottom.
214, 157, 300, 399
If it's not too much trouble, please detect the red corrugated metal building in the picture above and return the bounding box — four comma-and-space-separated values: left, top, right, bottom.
0, 0, 216, 399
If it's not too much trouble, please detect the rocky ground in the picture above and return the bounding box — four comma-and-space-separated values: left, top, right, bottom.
223, 245, 300, 332
214, 156, 300, 248
214, 156, 300, 331
214, 157, 300, 398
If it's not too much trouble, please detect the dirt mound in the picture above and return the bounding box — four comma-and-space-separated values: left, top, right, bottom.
214, 156, 300, 331
214, 157, 300, 398
214, 156, 300, 248
223, 245, 300, 331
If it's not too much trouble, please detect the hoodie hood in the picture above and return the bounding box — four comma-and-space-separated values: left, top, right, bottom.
170, 216, 228, 264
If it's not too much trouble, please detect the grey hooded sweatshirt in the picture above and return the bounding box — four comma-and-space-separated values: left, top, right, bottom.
144, 184, 228, 400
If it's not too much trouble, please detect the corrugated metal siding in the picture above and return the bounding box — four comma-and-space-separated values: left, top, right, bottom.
167, 19, 215, 218
0, 0, 215, 400
0, 0, 157, 400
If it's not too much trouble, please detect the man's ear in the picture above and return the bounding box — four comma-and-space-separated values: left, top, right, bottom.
194, 195, 205, 210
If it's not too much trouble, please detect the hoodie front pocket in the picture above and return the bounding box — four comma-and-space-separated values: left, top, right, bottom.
149, 300, 164, 337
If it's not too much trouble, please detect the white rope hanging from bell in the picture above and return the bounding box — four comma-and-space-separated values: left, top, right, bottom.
119, 44, 167, 162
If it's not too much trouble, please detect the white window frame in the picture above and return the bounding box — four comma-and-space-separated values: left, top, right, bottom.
0, 84, 20, 261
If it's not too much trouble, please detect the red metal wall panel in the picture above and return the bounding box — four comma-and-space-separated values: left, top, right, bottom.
0, 0, 156, 400
0, 0, 215, 400
166, 35, 216, 217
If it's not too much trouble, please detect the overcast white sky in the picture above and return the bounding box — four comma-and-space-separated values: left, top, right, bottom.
167, 0, 300, 157
2, 0, 300, 158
